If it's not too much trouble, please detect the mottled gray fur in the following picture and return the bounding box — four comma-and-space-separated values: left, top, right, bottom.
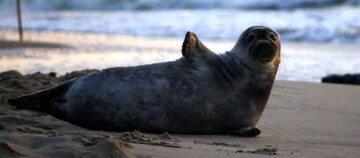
8, 26, 281, 136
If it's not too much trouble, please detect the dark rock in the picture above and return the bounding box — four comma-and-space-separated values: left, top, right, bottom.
321, 73, 360, 85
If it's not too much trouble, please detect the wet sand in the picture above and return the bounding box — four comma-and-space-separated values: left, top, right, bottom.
0, 29, 359, 157
0, 40, 71, 49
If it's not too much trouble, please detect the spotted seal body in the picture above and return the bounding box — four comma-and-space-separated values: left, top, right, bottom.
8, 26, 281, 137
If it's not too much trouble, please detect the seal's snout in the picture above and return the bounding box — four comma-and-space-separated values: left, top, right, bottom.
251, 41, 277, 63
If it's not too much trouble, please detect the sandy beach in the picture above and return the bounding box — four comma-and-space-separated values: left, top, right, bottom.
0, 30, 360, 157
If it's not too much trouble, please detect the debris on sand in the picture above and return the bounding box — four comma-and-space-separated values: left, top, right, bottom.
118, 130, 183, 148
58, 69, 99, 81
162, 132, 172, 140
236, 145, 279, 155
72, 134, 103, 147
194, 140, 246, 148
119, 130, 153, 143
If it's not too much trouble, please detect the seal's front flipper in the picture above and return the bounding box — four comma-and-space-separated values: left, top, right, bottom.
181, 31, 213, 62
229, 126, 262, 137
7, 79, 75, 113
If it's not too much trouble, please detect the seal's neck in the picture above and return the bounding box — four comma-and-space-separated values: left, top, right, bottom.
216, 51, 277, 85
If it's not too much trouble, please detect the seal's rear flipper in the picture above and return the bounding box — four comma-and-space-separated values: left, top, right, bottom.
7, 79, 76, 113
181, 31, 213, 62
229, 126, 262, 137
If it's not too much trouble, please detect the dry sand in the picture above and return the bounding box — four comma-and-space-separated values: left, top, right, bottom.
1, 70, 359, 158
0, 29, 359, 157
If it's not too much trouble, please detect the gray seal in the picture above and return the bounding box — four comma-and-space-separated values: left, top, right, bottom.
8, 26, 281, 137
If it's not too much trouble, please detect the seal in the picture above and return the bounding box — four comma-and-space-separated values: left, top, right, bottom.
7, 26, 281, 137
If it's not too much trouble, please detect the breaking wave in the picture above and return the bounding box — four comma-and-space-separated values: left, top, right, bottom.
1, 0, 360, 10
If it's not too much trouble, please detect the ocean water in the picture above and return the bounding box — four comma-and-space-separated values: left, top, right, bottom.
1, 7, 360, 43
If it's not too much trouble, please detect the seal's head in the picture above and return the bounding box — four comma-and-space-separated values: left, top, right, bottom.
233, 26, 281, 65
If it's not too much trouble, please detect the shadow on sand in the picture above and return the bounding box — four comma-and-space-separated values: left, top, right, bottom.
0, 40, 72, 49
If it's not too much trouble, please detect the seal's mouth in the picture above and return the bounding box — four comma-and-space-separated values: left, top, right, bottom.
250, 40, 278, 63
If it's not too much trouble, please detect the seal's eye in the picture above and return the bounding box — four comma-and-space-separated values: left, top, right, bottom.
269, 33, 276, 41
246, 34, 255, 43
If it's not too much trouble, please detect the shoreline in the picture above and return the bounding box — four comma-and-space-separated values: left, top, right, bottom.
1, 29, 360, 82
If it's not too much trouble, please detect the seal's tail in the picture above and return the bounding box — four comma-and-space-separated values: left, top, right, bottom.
7, 79, 76, 113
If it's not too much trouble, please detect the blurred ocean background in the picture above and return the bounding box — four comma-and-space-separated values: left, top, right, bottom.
1, 0, 360, 43
0, 0, 360, 82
